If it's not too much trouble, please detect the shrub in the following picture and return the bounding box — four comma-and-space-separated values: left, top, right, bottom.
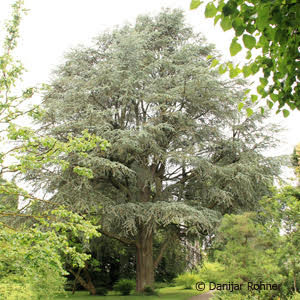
113, 279, 135, 295
64, 280, 75, 291
174, 272, 199, 289
95, 286, 108, 296
143, 285, 158, 296
197, 261, 225, 283
154, 282, 169, 289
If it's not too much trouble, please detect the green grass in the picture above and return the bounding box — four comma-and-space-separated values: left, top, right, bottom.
55, 286, 202, 300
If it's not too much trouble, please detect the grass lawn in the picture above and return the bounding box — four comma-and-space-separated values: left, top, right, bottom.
55, 286, 203, 300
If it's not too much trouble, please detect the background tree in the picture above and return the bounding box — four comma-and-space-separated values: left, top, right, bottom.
260, 186, 300, 295
190, 0, 300, 114
200, 184, 300, 299
212, 213, 283, 299
202, 212, 285, 300
34, 9, 281, 292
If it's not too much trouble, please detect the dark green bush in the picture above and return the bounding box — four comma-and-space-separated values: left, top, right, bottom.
143, 285, 158, 296
154, 282, 169, 289
168, 281, 176, 287
113, 279, 135, 295
64, 280, 74, 291
95, 287, 108, 296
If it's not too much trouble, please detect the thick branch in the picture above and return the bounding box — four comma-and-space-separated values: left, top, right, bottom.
162, 170, 196, 194
109, 175, 133, 201
153, 237, 170, 269
98, 228, 135, 246
68, 268, 90, 292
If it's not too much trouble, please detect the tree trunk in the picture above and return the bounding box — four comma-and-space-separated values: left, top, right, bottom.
68, 268, 96, 295
83, 267, 97, 295
136, 227, 154, 292
71, 269, 81, 294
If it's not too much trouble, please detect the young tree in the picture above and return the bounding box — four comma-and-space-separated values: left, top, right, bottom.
0, 2, 106, 298
34, 10, 281, 291
260, 186, 300, 295
205, 212, 284, 300
190, 0, 300, 114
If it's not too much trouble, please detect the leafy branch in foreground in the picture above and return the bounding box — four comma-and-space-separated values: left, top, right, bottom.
190, 0, 300, 115
0, 2, 106, 299
0, 207, 100, 299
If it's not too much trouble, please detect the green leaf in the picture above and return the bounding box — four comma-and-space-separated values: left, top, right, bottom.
229, 66, 241, 78
242, 34, 256, 49
220, 17, 232, 31
214, 15, 222, 25
246, 51, 252, 59
190, 0, 202, 10
242, 65, 252, 77
210, 59, 219, 68
270, 93, 278, 102
257, 34, 269, 48
259, 77, 268, 87
230, 39, 242, 56
206, 55, 213, 60
257, 5, 269, 31
246, 24, 256, 34
246, 108, 253, 117
232, 17, 245, 36
205, 2, 218, 18
218, 64, 227, 74
251, 94, 258, 103
283, 109, 290, 118
250, 63, 259, 74
267, 100, 274, 109
257, 85, 265, 95
260, 107, 264, 115
238, 102, 244, 111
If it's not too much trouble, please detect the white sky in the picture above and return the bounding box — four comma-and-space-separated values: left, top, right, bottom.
0, 0, 299, 160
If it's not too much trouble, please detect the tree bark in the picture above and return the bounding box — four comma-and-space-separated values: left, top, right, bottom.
135, 227, 154, 292
83, 267, 97, 295
68, 268, 96, 295
71, 268, 81, 294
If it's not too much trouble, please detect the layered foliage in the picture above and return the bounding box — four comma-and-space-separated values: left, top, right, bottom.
38, 8, 279, 233
33, 9, 281, 290
191, 0, 300, 113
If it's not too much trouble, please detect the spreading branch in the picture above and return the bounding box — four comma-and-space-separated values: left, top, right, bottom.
98, 228, 135, 246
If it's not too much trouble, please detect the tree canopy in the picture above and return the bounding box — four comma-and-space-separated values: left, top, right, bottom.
32, 9, 281, 292
190, 0, 300, 114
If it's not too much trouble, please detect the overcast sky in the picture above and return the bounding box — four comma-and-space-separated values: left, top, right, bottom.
0, 0, 299, 160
